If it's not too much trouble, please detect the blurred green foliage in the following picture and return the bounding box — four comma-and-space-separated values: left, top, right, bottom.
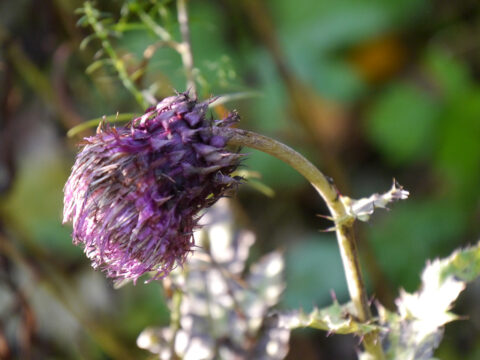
366, 49, 480, 291
284, 236, 348, 310
366, 82, 439, 166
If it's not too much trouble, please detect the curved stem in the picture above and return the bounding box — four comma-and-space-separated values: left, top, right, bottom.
215, 127, 384, 359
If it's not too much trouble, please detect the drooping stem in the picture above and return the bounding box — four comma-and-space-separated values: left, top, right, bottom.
177, 0, 197, 97
214, 127, 385, 359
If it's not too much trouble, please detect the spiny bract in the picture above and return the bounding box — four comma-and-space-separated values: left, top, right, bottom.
63, 94, 242, 283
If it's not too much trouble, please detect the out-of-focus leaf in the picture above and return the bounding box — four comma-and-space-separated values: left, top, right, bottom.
275, 300, 380, 335
365, 83, 439, 166
424, 49, 472, 98
369, 199, 467, 291
117, 281, 169, 338
85, 59, 112, 74
234, 169, 275, 197
137, 327, 174, 360
247, 251, 286, 307
375, 240, 480, 360
246, 179, 276, 198
189, 3, 239, 89
139, 200, 289, 360
434, 90, 480, 201
76, 14, 89, 27
79, 33, 98, 50
283, 237, 348, 310
275, 0, 428, 100
244, 148, 304, 188
0, 156, 78, 258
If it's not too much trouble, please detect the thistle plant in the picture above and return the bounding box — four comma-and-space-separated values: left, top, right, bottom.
64, 1, 480, 359
63, 94, 242, 282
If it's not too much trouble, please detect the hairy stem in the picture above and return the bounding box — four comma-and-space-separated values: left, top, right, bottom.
177, 0, 197, 96
215, 127, 385, 359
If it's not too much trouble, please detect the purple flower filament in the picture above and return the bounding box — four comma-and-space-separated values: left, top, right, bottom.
63, 94, 241, 283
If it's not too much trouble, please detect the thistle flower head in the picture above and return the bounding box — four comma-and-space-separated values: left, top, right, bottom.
63, 93, 241, 283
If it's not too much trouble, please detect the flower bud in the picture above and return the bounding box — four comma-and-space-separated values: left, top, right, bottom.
63, 94, 241, 282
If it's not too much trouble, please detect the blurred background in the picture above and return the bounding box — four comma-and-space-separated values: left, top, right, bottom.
1, 0, 480, 358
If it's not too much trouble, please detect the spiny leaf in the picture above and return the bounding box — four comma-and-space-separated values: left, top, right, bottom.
274, 301, 380, 336
341, 180, 409, 222
438, 243, 480, 283
376, 240, 480, 360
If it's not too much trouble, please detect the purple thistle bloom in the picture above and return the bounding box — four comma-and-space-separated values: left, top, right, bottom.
63, 94, 242, 283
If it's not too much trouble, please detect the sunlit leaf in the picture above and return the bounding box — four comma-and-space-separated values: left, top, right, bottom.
275, 301, 380, 335
376, 241, 480, 360
138, 200, 289, 359
342, 180, 409, 222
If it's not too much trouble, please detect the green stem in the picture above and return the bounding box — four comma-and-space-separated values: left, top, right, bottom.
215, 127, 385, 359
136, 8, 172, 41
84, 2, 147, 109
